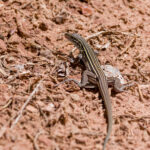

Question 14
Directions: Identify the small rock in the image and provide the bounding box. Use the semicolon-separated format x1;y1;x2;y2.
16;17;30;38
80;5;93;16
70;94;80;101
55;17;63;24
53;16;66;24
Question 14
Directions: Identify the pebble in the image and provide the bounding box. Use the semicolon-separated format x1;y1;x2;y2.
70;94;80;101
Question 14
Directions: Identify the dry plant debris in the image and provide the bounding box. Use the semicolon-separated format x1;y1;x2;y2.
0;0;150;150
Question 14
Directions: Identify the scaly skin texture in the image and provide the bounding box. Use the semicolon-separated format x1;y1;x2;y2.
65;33;112;150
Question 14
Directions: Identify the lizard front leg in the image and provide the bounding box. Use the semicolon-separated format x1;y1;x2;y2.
55;70;97;89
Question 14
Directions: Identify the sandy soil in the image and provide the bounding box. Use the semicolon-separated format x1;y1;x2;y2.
0;0;150;150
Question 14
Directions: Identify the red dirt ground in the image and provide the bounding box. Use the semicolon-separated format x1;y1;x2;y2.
0;0;150;150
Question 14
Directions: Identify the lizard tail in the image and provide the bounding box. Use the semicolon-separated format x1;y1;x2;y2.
102;114;112;150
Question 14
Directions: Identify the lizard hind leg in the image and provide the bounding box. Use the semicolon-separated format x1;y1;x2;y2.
107;77;133;93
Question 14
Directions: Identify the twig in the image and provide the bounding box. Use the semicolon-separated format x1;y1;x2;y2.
11;79;43;129
33;130;45;150
137;84;145;102
86;31;138;40
0;99;13;111
85;31;106;40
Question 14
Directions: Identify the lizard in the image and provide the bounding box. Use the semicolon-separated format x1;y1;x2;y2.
57;33;132;150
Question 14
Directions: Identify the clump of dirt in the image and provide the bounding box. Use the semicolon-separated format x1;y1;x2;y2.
0;0;150;150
